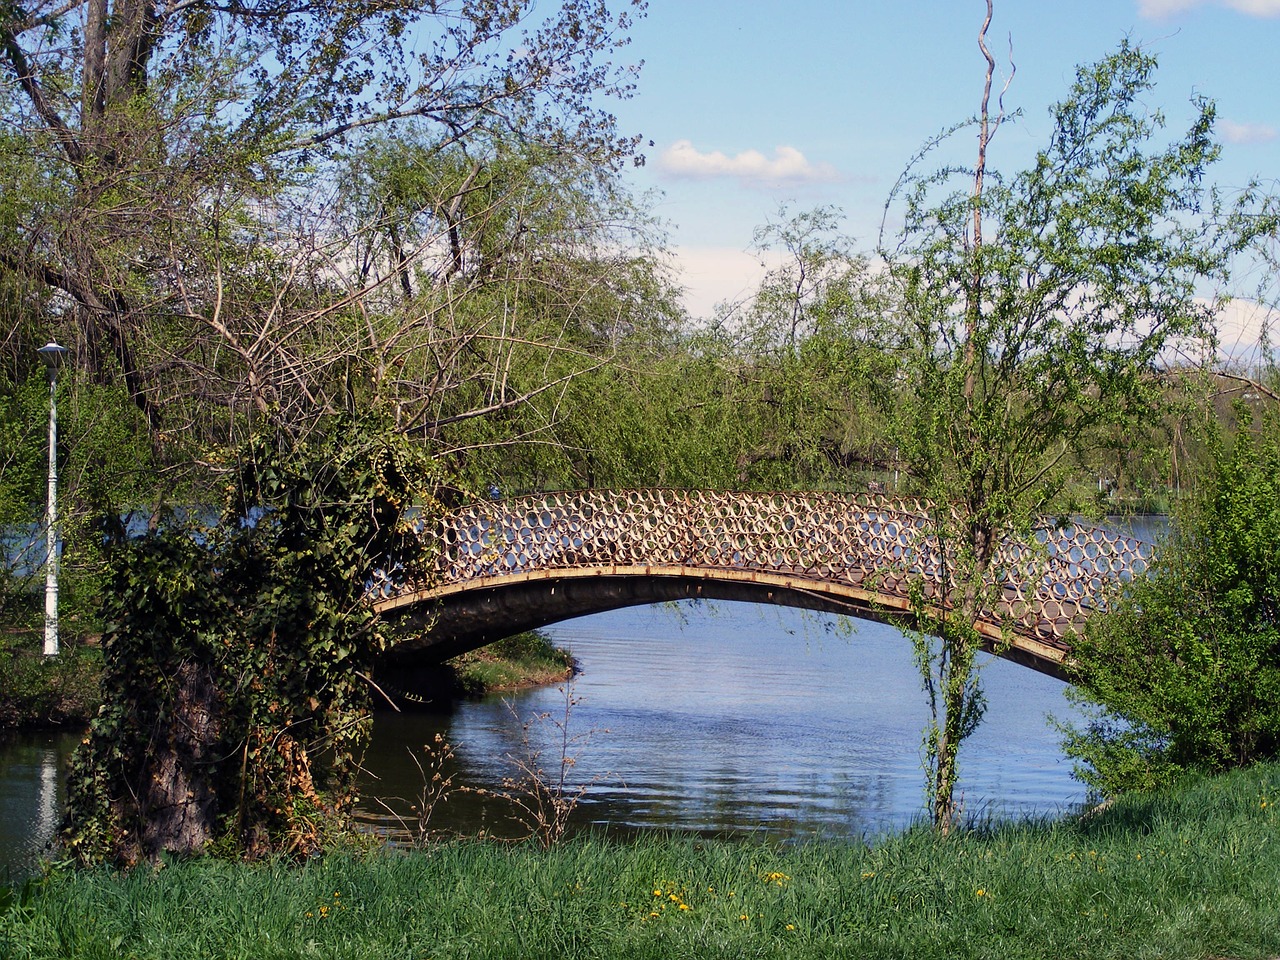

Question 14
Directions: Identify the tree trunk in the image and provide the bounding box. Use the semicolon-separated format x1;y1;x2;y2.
133;661;222;860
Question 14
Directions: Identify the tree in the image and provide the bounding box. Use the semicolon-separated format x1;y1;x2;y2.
880;6;1241;832
1062;407;1280;796
1;0;650;451
722;205;893;486
60;415;450;863
547;205;892;493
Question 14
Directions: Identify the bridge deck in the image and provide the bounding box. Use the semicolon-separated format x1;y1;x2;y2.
376;489;1153;674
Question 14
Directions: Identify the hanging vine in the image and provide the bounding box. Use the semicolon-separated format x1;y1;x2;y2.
60;415;451;865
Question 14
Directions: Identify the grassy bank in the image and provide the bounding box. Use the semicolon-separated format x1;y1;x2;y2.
0;634;101;732
449;630;576;696
5;762;1279;959
0;629;571;732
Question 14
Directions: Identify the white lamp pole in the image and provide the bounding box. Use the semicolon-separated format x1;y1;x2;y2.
38;341;68;657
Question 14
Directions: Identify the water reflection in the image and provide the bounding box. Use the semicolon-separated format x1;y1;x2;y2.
359;601;1086;840
0;601;1089;877
0;730;76;881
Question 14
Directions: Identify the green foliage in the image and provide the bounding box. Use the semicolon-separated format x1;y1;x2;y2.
1064;409;1280;796
488;205;892;493
0;378;44;531
60;415;451;865
3;0;655;472
0;638;101;730
0;370;156;631
886;40;1228;532
881;39;1240;830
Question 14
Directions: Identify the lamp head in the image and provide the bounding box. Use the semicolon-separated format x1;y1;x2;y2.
37;342;68;370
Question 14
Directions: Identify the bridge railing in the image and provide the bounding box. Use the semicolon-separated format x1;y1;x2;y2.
426;489;1153;643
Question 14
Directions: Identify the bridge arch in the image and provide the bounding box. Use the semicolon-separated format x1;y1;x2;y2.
374;489;1153;680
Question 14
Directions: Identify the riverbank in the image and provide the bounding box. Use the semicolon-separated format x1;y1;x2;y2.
0;630;573;732
447;630;577;696
4;762;1278;958
0;635;101;732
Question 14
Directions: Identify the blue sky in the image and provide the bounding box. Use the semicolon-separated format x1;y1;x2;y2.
607;0;1280;328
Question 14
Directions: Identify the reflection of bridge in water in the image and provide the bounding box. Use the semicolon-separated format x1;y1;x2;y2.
375;489;1154;679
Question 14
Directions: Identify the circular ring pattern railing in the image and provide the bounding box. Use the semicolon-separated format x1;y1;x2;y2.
403;490;1154;649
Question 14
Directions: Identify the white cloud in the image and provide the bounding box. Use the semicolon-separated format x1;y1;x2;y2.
1218;119;1279;145
1214;297;1277;362
671;246;790;320
1139;0;1280;17
1137;0;1194;14
658;140;839;187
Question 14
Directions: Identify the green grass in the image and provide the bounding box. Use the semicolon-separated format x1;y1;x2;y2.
450;630;575;696
5;763;1280;959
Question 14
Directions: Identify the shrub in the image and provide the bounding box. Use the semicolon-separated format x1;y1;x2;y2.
1063;408;1280;796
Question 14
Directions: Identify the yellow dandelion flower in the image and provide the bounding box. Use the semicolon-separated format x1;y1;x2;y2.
975;889;986;897
786;924;796;931
739;914;749;921
653;889;662;897
679;904;690;911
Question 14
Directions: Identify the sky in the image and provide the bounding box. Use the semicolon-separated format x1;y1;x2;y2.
604;0;1280;345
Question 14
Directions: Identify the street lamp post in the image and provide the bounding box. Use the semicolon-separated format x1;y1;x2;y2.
37;342;68;657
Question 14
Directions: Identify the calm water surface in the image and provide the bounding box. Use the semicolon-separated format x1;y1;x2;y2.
357;601;1086;841
0;729;74;881
1;600;1089;878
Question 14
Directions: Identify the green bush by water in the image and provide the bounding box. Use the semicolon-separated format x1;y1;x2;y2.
0;636;101;731
1066;411;1280;795
4;762;1279;959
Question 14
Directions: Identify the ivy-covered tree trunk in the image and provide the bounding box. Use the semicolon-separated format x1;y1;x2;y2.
61;415;448;865
137;662;222;857
60;531;229;864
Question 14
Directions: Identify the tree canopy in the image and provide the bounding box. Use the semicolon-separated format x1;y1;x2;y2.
1;0;654;449
878;29;1250;831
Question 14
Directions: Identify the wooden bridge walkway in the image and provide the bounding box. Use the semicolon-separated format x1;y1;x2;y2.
374;489;1153;677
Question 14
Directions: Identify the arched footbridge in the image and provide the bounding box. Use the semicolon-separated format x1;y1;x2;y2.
374;489;1153;679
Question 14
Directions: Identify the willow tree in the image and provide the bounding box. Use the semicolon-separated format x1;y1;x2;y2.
323;126;683;489
1;0;649;456
881;11;1240;832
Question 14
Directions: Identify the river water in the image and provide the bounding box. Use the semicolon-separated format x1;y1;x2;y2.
357;601;1085;842
0;729;69;882
2;600;1088;879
